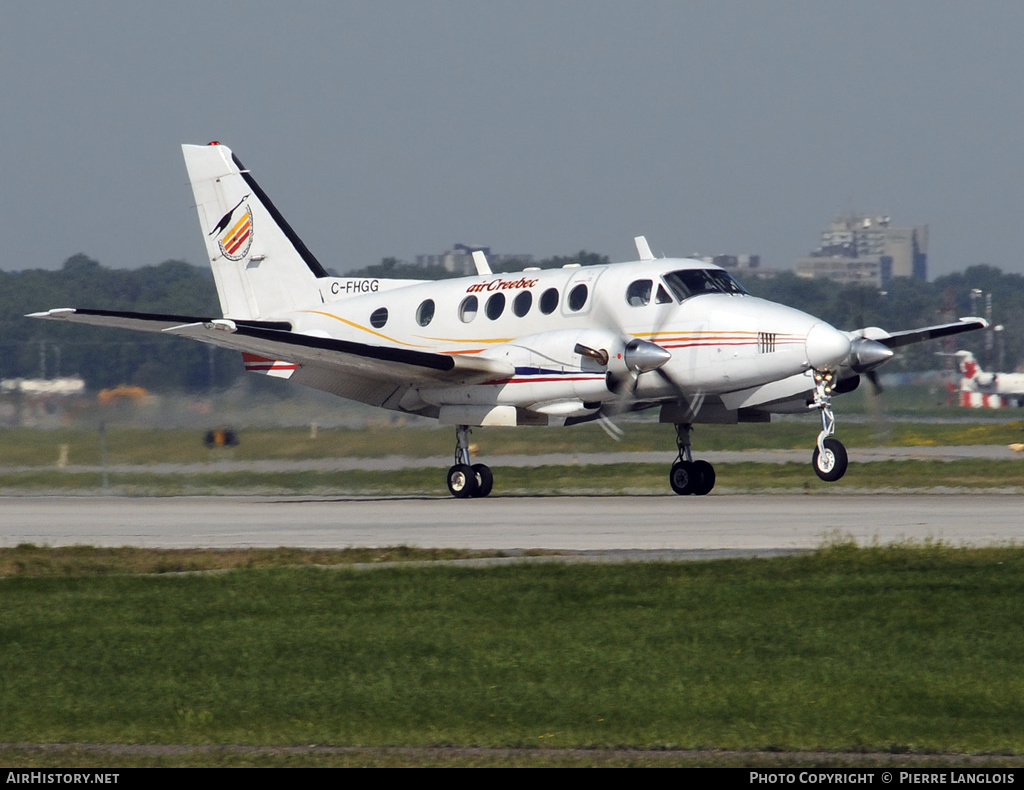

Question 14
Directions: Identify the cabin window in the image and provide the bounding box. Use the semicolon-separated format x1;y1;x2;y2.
459;295;478;323
567;283;589;312
485;292;506;320
626;279;652;307
656;284;673;304
369;307;388;328
539;287;559;315
513;291;532;317
416;299;435;327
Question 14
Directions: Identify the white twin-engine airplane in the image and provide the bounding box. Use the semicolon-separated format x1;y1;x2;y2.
31;143;986;497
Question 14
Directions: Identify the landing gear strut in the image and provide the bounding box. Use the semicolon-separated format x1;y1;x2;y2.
669;423;715;496
447;425;493;498
810;370;849;482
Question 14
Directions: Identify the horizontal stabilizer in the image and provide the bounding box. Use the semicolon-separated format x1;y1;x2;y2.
29;307;512;385
27;308;291;333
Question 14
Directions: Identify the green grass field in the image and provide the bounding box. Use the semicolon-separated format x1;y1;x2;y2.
0;459;1021;496
2;545;1024;767
4;419;1024;468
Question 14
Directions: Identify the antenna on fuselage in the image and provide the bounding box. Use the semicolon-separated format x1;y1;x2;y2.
634;236;655;261
472;250;492;276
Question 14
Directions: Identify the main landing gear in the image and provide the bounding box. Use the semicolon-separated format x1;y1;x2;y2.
669;423;716;496
446;425;493;498
810;370;849;482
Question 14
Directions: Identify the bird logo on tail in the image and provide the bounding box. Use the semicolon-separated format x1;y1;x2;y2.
210;194;253;261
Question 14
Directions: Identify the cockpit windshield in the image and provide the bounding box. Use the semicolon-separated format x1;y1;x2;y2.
661;269;748;302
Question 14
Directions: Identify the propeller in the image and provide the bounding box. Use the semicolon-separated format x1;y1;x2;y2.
568;282;697;440
575;336;672;394
848;296;894;437
847;335;893;395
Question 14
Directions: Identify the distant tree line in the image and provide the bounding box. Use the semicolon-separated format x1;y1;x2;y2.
2;254;1020;392
0;254;231;391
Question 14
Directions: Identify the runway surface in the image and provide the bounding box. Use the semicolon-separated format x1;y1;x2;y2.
0;494;1020;550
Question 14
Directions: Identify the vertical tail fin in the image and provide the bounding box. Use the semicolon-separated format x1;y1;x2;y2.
182;142;328;320
955;350;981;380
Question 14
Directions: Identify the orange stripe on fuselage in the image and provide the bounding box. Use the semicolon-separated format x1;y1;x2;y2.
299;310;431;348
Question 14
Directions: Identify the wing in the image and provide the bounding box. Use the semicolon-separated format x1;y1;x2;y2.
28;308;512;409
864;317;988;349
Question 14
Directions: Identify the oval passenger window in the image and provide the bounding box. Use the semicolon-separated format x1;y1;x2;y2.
539;288;559;315
568;284;588;312
459;295;478;323
416;299;435;327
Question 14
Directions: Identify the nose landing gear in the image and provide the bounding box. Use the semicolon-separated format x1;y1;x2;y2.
447;425;493;498
811;370;849;482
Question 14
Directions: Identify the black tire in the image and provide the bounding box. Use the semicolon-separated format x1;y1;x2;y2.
669;461;696;496
471;463;493;498
812;438;848;482
447;464;478;498
692;460;716;495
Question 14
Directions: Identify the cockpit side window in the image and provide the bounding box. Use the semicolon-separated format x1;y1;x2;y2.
626;279;652;307
706;270;748;295
662;269;748;302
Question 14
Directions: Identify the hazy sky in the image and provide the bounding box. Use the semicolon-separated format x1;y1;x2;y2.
2;1;1022;279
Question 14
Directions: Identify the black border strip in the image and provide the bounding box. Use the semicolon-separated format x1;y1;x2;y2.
231;153;331;280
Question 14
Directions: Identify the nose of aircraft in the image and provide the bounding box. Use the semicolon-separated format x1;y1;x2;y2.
804;322;852;370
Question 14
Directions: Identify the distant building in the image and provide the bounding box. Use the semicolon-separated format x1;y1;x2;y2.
692;253;784;280
795;215;928;286
416;244;534;276
694;254;761;271
0;376;86;426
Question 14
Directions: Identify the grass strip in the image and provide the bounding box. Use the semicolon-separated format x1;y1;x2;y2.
3;545;1024;754
4;420;1024;468
0;459;1021;495
0;545;533;578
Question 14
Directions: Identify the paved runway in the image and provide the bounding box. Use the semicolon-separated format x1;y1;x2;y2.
0;494;1020;550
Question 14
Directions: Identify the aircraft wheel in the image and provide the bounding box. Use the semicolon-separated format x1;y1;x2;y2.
692;460;716;496
471;463;493;498
447;464;478;498
812;438;848;482
669;461;696;496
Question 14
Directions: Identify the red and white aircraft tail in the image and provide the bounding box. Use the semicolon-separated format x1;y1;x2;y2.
954;350;1024;408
